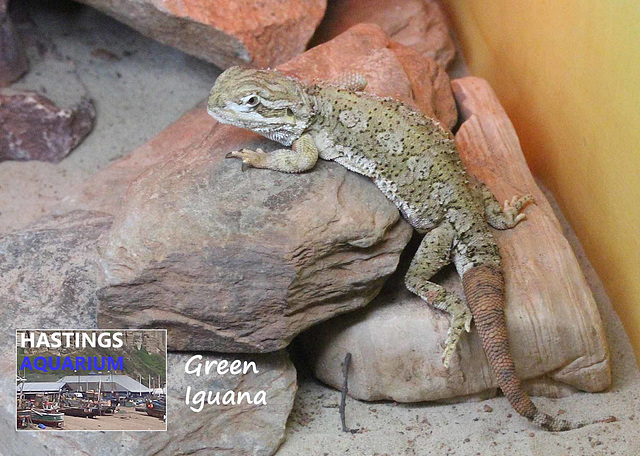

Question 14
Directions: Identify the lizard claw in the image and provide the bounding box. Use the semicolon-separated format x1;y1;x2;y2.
464;311;473;333
501;193;534;228
225;148;267;170
504;194;534;213
441;309;473;368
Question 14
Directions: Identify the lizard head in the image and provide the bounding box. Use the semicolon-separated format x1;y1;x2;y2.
207;66;314;146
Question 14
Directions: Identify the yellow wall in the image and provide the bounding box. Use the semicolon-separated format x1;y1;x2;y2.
442;1;640;362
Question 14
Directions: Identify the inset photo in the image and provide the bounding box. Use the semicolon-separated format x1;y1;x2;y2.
16;329;167;431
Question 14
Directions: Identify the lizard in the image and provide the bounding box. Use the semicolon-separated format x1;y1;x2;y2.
206;66;614;431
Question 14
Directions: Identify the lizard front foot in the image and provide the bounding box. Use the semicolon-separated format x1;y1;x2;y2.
442;307;473;368
225;148;267;171
502;194;534;227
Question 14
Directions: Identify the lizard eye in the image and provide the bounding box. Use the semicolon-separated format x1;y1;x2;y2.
244;95;260;108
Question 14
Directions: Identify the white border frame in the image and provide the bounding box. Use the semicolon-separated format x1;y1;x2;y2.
15;328;168;433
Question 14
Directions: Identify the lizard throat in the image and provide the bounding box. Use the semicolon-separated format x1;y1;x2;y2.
259;127;296;146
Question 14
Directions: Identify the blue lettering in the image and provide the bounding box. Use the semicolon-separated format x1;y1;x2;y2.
107;356;123;371
93;356;105;370
20;357;32;371
62;357;74;370
49;356;60;371
34;357;48;372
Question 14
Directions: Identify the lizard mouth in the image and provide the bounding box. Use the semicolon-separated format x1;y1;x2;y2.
206;105;221;118
206;106;233;125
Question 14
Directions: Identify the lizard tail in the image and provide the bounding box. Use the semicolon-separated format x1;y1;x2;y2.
462;264;615;431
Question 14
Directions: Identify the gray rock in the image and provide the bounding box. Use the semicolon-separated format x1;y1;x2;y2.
140;351;296;456
300;251;496;403
0;210;112;328
302;252;610;403
0;210;297;456
97;125;413;353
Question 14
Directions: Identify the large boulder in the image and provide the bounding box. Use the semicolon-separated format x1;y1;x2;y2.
301;77;611;402
95;24;459;352
311;0;456;69
76;0;327;69
97;134;412;353
0;210;296;456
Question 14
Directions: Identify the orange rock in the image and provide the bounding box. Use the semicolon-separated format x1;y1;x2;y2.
77;0;327;68
390;41;457;130
281;24;457;130
311;0;455;69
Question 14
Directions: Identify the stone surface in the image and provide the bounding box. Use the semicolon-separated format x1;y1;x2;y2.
76;0;326;69
301;76;611;403
94;24;459;353
389;40;457;130
0;210;297;456
140;351;296;456
0;210;112;328
97;129;412;353
311;0;456;69
0;90;95;162
0;0;28;86
62;102;215;216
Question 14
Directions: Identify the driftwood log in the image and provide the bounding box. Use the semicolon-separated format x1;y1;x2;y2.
302;77;611;402
453;77;611;393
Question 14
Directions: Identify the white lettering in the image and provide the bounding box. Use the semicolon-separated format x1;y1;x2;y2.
185;355;203;377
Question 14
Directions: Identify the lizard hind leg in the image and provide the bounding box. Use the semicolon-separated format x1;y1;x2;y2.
404;223;472;368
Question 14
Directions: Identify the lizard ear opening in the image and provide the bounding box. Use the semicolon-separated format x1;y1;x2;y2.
285;108;297;124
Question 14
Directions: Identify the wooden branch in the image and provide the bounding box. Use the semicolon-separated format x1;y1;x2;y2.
340;352;352;433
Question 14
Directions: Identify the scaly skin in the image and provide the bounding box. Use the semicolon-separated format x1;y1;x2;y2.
207;66;614;431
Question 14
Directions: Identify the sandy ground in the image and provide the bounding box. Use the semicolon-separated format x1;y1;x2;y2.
0;0;219;234
62;409;165;431
22;409;166;431
2;2;639;456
